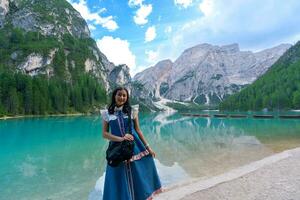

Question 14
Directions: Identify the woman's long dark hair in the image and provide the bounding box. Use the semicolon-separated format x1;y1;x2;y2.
108;87;131;115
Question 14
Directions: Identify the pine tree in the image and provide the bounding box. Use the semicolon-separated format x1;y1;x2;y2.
293;91;300;108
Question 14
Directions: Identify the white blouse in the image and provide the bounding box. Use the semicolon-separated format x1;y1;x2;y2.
100;105;139;122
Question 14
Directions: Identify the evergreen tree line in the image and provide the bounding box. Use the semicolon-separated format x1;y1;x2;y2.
219;41;300;111
0;26;108;117
0;72;106;117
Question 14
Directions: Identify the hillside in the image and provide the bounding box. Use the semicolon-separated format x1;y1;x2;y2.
219;41;300;111
0;0;111;116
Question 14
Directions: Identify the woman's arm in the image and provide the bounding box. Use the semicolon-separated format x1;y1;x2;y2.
133;116;156;157
102;120;133;142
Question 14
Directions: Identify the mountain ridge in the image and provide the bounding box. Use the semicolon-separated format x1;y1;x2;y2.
134;42;291;108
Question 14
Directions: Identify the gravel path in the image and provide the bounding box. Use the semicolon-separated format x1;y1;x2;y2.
156;147;300;200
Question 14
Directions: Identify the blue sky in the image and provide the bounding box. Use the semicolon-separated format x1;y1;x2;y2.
67;0;300;76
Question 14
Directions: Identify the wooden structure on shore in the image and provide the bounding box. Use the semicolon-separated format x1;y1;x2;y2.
279;115;300;119
213;114;228;118
180;113;300;119
253;115;274;118
229;114;248;118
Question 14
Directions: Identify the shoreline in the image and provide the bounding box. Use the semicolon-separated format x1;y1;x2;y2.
0;113;89;120
156;147;300;200
2;109;300;121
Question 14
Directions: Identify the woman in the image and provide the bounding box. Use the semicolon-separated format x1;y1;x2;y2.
100;87;162;200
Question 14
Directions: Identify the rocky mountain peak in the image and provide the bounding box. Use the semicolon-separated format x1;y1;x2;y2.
134;42;292;107
2;0;90;38
133;59;173;99
155;59;173;68
134;59;173;81
109;64;131;86
220;43;240;53
255;43;292;57
177;43;240;64
179;43;213;61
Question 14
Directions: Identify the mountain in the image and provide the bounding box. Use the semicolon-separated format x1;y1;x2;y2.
134;43;291;107
0;0;112;86
219;41;300;111
134;59;173;100
109;64;131;87
0;0;127;116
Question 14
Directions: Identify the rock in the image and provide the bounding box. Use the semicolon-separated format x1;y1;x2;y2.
109;64;131;86
6;0;90;39
10;51;19;60
134;59;173;99
0;0;9;28
17;53;45;74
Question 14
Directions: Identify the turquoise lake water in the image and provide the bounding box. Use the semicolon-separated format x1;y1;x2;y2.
1;112;300;200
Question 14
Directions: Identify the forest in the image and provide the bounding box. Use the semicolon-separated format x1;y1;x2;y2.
220;41;300;111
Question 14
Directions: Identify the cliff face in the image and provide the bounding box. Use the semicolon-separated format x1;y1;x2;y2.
2;0;90;38
0;0;10;28
134;43;291;106
109;64;131;87
0;0;115;90
134;60;173;99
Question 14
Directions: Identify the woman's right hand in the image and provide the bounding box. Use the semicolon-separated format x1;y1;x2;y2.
123;134;134;141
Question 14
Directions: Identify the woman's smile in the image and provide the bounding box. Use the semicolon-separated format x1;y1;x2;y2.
115;89;128;106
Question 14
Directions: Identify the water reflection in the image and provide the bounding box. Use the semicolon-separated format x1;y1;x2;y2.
138;112;300;177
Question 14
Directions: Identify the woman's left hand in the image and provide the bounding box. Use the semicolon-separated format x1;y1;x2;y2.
123;133;134;141
147;147;156;158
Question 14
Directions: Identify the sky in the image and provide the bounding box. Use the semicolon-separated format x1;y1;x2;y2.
67;0;300;77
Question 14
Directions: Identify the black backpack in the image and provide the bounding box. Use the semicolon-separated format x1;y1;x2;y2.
106;108;134;167
106;140;134;167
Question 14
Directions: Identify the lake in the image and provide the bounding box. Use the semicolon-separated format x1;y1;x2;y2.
1;111;300;200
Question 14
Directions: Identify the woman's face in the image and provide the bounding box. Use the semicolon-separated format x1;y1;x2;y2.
115;89;128;107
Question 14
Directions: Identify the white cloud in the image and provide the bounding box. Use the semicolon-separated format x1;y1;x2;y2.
128;0;144;7
68;0;118;31
133;4;152;25
96;36;136;68
88;24;96;30
199;0;300;38
145;26;156;42
174;0;193;8
98;16;118;31
168;0;300;53
198;0;214;16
